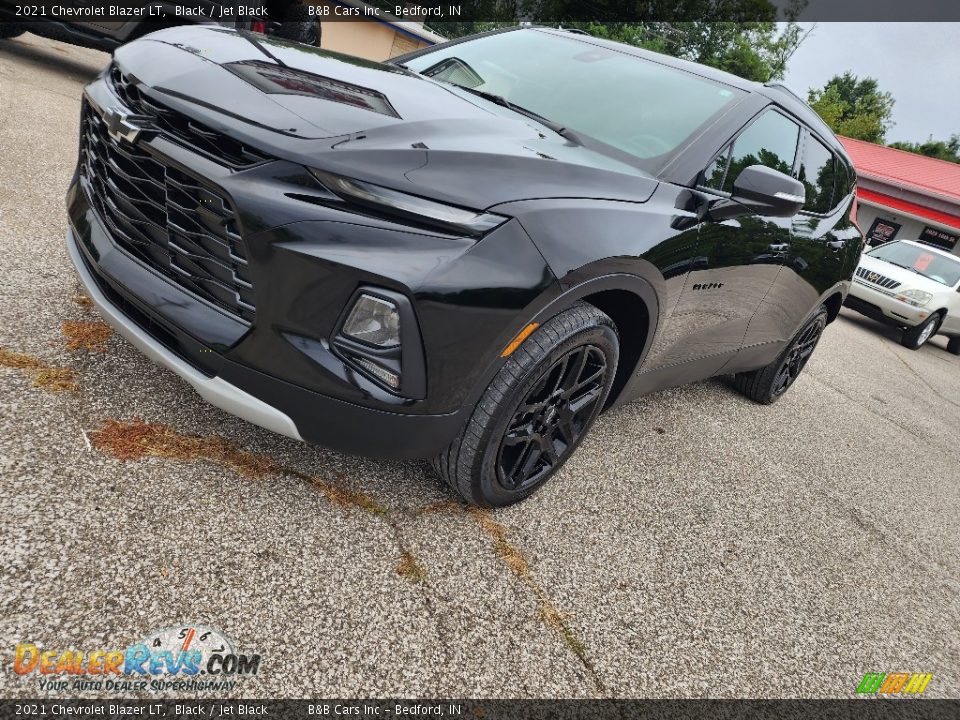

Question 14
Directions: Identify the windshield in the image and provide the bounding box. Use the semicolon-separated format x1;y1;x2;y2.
402;29;744;164
868;241;960;286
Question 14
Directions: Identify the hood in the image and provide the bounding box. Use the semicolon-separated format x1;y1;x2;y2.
111;26;659;209
858;253;953;294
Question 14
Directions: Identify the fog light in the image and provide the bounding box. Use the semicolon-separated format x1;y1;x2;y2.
343;294;400;347
354;357;400;389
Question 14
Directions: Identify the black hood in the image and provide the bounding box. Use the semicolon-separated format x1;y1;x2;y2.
113;26;659;209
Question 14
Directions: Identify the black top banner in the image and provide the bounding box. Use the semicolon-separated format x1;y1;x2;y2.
2;0;960;24
1;700;960;719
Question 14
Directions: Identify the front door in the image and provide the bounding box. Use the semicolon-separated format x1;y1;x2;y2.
666;108;802;364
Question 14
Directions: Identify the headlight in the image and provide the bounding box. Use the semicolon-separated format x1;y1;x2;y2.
342;294;401;347
310;168;508;236
895;288;933;308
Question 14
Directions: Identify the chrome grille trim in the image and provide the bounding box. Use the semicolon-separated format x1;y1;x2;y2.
855;265;901;290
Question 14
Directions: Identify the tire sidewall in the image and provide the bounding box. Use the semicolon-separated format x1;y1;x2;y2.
766;307;828;403
906;313;940;349
473;320;619;507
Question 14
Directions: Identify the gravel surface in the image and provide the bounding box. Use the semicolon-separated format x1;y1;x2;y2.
1;32;958;699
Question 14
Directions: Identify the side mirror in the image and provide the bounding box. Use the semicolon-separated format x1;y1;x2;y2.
709;165;806;221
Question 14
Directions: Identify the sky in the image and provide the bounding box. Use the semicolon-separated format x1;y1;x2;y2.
779;23;960;144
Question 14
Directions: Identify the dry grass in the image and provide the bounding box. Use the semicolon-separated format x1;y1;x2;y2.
73;294;94;309
33;368;79;392
0;347;78;392
312;477;389;516
88;418;276;478
395;550;428;583
88;418;389;516
0;348;44;370
467;507;529;577
62;320;112;352
464;506;596;682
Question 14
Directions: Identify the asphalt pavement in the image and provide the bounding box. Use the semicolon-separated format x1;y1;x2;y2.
1;32;958;699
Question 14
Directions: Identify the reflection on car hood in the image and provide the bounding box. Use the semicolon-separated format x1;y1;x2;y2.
113;26;660;208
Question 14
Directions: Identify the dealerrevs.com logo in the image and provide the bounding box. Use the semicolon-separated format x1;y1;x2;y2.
13;625;261;693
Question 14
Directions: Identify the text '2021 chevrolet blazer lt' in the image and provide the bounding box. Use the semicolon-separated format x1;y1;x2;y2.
66;26;863;506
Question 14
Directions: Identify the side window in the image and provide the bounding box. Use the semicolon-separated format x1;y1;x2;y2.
721;110;800;194
702;146;730;190
798;135;836;213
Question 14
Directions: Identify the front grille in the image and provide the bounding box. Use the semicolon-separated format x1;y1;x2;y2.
108;64;268;168
855;266;901;290
80;101;257;323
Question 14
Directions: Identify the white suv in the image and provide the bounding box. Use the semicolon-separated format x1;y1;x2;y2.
845;239;960;353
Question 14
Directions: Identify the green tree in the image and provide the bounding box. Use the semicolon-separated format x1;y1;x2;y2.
889;135;960;164
807;72;895;143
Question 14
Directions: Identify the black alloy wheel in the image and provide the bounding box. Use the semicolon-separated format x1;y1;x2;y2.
497;344;608;491
771;313;826;397
733;305;828;404
434;303;619;507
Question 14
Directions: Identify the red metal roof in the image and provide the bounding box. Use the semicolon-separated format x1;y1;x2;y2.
839;135;960;204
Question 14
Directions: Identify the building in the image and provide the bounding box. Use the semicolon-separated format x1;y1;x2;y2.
313;0;445;61
839;135;960;255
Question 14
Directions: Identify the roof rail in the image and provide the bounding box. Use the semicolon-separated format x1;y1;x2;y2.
765;82;807;104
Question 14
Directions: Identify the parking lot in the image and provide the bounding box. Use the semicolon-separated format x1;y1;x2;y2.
1;32;959;698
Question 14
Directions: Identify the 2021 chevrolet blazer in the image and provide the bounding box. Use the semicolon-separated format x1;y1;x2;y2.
66;25;863;506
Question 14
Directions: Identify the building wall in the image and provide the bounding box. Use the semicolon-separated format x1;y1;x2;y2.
857;202;960;256
314;2;433;61
858;203;928;243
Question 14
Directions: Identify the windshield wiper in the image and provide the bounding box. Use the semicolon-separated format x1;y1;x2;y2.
237;29;289;69
455;85;583;145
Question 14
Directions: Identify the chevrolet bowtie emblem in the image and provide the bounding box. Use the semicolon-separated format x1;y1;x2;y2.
103;106;141;144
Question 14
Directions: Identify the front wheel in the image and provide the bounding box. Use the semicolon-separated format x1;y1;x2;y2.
947;336;960;356
433;303;619;507
733;305;828;404
901;313;941;350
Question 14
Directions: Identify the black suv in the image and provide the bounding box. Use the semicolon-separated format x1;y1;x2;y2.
66;26;863;506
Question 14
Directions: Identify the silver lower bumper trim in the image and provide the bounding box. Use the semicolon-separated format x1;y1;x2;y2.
66;228;303;441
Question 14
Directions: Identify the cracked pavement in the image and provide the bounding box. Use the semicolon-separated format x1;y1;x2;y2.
1;32;959;699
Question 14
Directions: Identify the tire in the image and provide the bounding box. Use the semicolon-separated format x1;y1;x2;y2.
433;303;619;508
901;313;941;350
0;23;26;39
733;305;828;404
271;5;320;46
947;336;960;356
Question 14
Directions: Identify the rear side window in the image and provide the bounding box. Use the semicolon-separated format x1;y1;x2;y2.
798;135;836;213
721;110;800;194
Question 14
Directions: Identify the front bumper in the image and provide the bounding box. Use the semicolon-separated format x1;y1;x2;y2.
67;227;300;440
67;225;471;459
845;277;930;328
